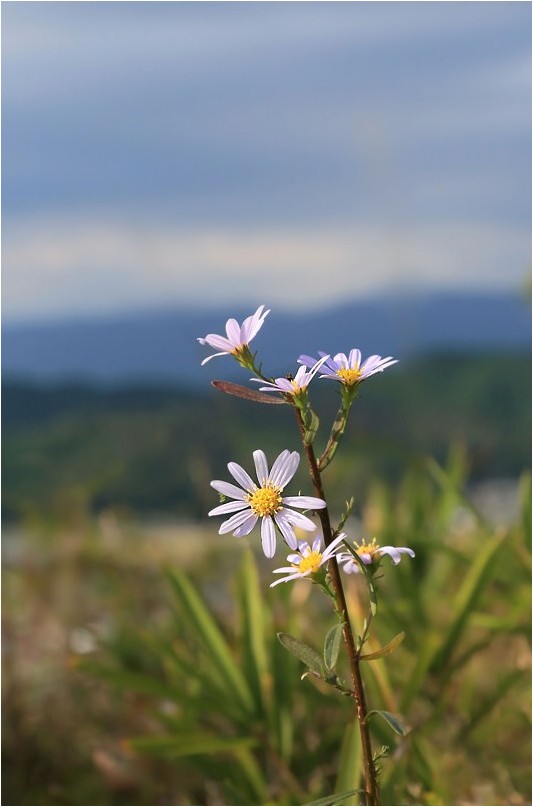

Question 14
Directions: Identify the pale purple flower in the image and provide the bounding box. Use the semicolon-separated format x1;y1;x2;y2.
338;538;415;574
198;304;270;365
298;349;398;386
251;356;330;397
270;534;346;587
208;449;326;558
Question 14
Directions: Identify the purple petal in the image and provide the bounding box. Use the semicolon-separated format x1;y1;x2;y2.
271;451;300;488
348;348;361;368
219;508;254;534
201;351;230;366
261;516;276;558
274;511;298;549
227;462;257;492
253;450;269;484
233;513;258;537
210;480;247;500
208;500;250;516
201;334;234;352
281;508;317;532
225;318;241;344
282;495;326;510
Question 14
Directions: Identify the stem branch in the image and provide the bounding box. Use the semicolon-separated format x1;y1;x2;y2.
293;409;379;806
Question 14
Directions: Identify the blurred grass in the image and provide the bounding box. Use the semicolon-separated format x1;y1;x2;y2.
2;454;530;806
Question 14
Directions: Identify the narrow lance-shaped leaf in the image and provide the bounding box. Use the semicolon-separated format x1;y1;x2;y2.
212;380;286;404
360;631;406;661
129;734;257;757
318;402;349;470
277;632;326;677
323;623;344;671
166;570;254;714
303;406;320;446
366;709;410;737
306;789;366;806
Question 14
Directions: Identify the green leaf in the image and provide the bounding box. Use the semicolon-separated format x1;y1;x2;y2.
166;570;254;715
303;406;320;445
334;719;361;805
307;788;366;805
323;623;343;671
429;529;507;673
277;632;325;676
129;734;257;757
367;709;410;736
211;380;286;404
237;549;269;716
519;471;531;551
360;631;405;661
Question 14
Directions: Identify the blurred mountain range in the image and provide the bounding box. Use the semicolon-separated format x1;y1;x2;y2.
3;291;531;385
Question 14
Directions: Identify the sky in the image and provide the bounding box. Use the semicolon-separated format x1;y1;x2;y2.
2;1;531;322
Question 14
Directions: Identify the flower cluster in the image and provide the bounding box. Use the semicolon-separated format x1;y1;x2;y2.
209;449;326;558
338;538;415;574
201;305;413;584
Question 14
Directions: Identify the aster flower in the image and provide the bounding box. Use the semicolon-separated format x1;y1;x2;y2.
251;356;330;398
338;538;415;574
270;534;347;587
198;304;270;366
298;349;398;386
208;449;326;558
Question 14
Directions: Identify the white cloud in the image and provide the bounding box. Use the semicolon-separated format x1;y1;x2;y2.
3;215;529;320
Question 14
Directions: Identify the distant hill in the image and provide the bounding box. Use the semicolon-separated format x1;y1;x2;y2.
2;351;531;521
2;291;531;385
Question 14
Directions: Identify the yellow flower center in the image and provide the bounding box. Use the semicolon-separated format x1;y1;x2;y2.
247;485;283;517
336;367;362;385
290;380;304;395
355;538;380;558
295;550;323;574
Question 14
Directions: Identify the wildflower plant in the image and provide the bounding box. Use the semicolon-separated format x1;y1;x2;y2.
199;304;414;806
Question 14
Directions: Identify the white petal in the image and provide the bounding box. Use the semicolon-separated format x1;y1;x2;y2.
219;508;254;534
210;480;247;500
201;334;234;351
282;495;326;510
201;351;230;366
271;451;300;488
225;318;241;344
227;461;257;492
282;508;317;532
274;511;298;549
208;500;250;516
261;516;277;558
233;514;258;537
268;450;290;485
348;348;361;368
270;572;303;587
253;450;269;484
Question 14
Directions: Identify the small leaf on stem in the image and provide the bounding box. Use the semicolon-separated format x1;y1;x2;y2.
366;709;410;736
277;632;326;677
360;631;406;661
323;623;344;671
212;380;286;404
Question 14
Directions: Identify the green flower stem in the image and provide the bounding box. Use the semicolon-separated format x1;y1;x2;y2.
294;408;379;807
318;386;357;471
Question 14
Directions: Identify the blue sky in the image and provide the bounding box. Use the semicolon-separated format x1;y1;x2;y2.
3;2;531;321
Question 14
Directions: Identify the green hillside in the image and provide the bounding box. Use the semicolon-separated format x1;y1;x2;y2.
3;351;531;522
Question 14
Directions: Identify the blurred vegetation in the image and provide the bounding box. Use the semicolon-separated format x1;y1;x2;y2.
2;453;531;805
2;349;531;805
3;351;531;522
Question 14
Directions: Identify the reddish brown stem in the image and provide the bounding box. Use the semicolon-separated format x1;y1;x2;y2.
294;409;379;806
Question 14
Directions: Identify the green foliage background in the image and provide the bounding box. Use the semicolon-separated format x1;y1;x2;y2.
2;350;531;805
